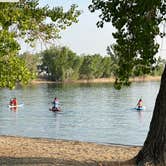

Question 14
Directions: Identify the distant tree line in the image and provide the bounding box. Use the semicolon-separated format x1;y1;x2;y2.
20;46;166;82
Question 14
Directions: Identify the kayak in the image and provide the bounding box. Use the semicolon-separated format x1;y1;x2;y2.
134;106;146;111
49;107;61;112
8;103;24;108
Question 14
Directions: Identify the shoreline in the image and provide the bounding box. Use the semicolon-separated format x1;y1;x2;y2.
31;76;161;84
0;135;141;165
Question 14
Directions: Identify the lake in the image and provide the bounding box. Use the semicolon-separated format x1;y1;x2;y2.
0;81;160;146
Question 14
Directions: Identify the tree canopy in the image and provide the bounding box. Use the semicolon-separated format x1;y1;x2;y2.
89;0;166;88
40;46;83;81
0;0;81;89
32;46;164;82
40;47;116;81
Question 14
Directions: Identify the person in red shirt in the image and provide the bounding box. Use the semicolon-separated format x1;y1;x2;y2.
10;98;17;106
12;98;17;106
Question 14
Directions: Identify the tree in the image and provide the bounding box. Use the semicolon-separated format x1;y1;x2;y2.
89;0;166;165
40;46;82;81
0;0;80;89
101;56;112;77
79;54;103;79
106;44;121;78
151;57;165;76
20;52;40;76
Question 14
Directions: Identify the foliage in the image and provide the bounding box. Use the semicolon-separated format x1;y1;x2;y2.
0;56;33;89
38;45;163;82
101;56;112;77
40;48;114;81
89;0;166;88
20;52;41;76
106;44;120;77
150;57;166;76
79;54;104;79
0;0;81;89
40;46;83;81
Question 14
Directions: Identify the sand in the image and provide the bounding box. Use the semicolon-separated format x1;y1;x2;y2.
0;135;141;166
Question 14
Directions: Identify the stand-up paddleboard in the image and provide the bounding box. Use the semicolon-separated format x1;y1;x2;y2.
49;107;61;112
8;103;24;108
134;106;146;111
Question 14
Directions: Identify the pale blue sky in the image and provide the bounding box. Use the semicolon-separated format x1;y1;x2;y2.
22;0;115;56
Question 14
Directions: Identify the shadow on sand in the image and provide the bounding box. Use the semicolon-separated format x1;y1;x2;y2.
0;157;136;166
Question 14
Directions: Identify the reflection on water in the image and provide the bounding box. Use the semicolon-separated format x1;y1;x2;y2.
0;81;160;145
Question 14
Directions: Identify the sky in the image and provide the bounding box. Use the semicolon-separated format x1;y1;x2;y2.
21;0;115;56
21;0;166;58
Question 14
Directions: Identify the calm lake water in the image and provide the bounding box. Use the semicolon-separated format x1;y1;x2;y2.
0;81;160;146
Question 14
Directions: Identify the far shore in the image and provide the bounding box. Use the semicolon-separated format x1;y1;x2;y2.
0;135;141;166
31;76;161;84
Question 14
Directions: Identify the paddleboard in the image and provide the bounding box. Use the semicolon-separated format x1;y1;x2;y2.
49;107;61;112
134;106;146;111
8;103;24;108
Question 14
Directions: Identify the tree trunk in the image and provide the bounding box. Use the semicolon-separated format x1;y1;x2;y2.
136;65;166;166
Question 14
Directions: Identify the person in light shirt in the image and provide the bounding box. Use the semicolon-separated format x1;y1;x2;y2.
51;97;61;111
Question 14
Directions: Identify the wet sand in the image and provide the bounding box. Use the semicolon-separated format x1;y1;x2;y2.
0;135;141;165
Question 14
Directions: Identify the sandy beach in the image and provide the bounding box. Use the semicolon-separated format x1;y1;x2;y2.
0;135;141;166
